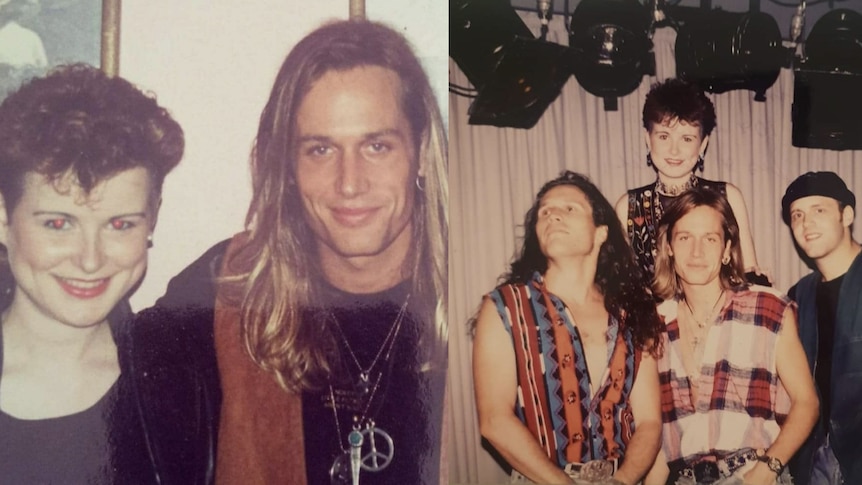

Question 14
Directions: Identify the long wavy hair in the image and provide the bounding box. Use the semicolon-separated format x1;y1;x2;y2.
223;20;448;393
653;187;747;300
501;171;662;356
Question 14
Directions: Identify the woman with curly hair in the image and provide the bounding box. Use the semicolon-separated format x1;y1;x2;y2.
0;64;184;482
472;171;664;485
613;79;764;285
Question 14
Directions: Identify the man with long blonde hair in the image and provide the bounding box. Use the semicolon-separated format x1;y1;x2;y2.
132;19;447;485
646;187;817;485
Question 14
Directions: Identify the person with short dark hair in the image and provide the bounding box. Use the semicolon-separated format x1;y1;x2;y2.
0;63;184;483
472;171;663;484
132;19;448;485
646;187;818;485
783;171;862;485
614;79;763;286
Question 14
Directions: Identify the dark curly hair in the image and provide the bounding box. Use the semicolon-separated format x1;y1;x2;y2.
642;78;716;138
0;63;184;215
503;171;663;355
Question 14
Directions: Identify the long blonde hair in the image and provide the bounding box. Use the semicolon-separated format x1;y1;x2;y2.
653;188;747;300
223;20;447;393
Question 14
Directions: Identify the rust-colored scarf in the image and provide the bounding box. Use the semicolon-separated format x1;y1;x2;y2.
211;234;448;484
213;235;307;485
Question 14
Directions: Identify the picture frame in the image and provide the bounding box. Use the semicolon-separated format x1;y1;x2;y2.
0;0;118;101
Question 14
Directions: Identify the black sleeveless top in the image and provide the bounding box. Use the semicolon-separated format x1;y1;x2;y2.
625;177;728;281
0;267;157;485
0;328;119;484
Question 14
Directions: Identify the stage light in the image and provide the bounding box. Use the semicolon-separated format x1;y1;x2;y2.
450;0;575;128
466;37;575;129
569;0;654;111
675;9;785;101
792;9;862;150
450;0;534;91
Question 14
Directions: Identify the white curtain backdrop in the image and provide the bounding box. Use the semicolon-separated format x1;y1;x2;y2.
448;12;862;485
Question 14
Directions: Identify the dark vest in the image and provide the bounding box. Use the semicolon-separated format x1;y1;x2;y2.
791;251;862;484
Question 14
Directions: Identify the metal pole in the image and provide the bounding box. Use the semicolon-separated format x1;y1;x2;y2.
101;0;121;76
349;0;365;20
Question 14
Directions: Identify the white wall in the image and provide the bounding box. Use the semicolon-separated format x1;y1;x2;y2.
121;1;448;310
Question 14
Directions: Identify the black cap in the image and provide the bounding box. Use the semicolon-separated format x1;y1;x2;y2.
782;171;855;224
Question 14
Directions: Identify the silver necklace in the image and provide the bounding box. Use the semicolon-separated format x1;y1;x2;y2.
327;296;408;485
330;294;410;394
328;383;394;485
683;289;725;350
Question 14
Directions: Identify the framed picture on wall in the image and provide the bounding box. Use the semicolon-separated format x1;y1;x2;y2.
0;0;118;100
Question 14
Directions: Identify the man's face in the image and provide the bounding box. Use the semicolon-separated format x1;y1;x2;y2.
535;185;607;262
645;118;708;181
789;196;853;261
295;65;418;270
669;204;731;289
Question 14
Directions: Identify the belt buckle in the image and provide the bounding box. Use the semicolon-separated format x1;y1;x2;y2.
578;459;614;482
693;461;720;483
723;449;756;474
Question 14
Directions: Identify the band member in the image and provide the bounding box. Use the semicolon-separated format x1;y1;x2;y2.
614;79;763;285
647;187;818;485
783;172;862;485
473;171;663;484
131;19;447;485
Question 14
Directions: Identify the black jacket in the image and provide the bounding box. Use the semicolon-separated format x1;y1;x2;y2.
123;240;228;484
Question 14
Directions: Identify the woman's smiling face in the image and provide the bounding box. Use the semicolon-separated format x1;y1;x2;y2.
0;167;154;329
646;117;709;182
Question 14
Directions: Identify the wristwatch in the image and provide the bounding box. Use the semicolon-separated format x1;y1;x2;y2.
757;453;784;474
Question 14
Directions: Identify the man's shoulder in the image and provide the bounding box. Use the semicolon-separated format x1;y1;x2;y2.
154;237;234;311
788;271;821;301
489;279;536;299
733;285;792;308
128;237;235;361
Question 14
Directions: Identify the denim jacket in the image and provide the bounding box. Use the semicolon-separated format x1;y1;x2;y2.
790;252;862;484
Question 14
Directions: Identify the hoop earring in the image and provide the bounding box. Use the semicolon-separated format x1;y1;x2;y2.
415;176;425;192
696;154;705;172
646;153;654;168
147;234;154;249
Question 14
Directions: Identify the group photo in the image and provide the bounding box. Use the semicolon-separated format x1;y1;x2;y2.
449;1;862;484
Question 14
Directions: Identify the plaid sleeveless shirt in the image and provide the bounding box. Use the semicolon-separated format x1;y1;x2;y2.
656;287;793;467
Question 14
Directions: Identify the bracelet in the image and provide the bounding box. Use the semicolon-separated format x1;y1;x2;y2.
756;452;784;475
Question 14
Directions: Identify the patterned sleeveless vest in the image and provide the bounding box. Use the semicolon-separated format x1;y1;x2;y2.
488;273;642;467
625;177;727;280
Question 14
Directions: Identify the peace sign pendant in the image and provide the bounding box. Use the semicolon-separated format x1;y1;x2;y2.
329;423;395;485
359;424;394;472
